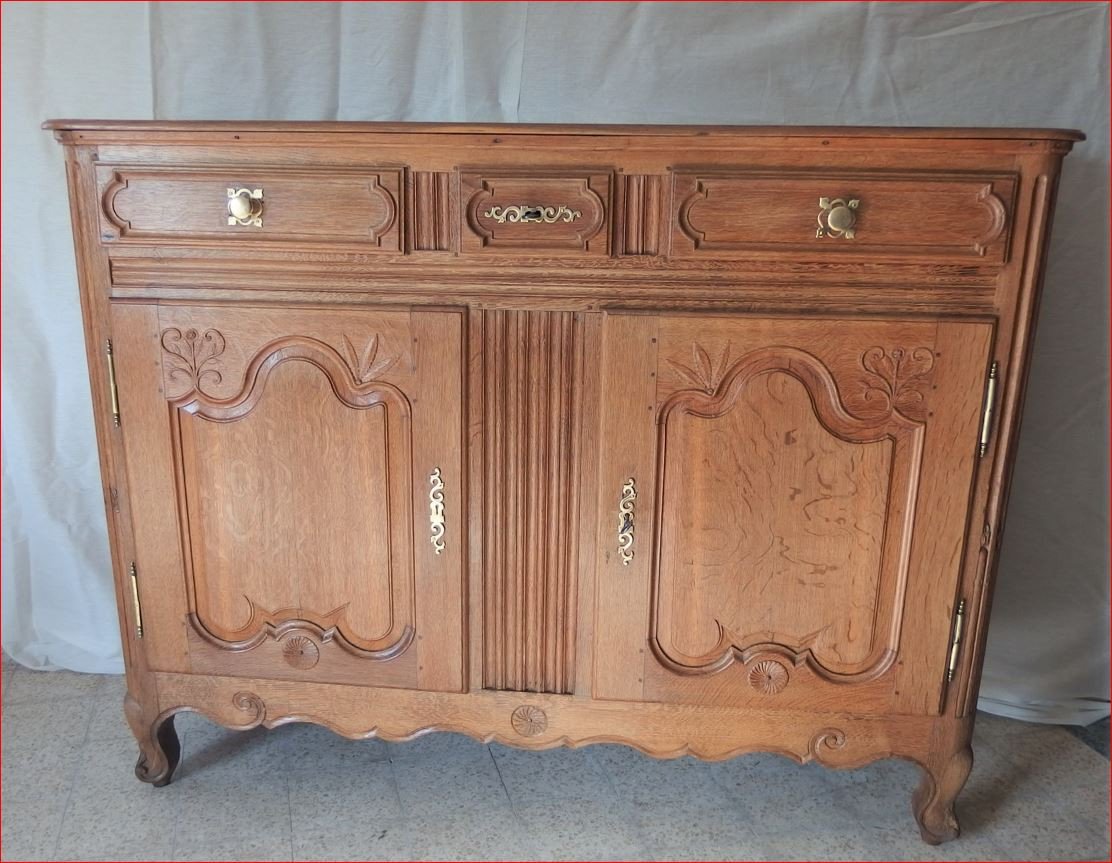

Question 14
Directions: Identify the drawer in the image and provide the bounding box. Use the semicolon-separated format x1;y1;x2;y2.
670;169;1016;264
461;169;610;255
96;164;403;251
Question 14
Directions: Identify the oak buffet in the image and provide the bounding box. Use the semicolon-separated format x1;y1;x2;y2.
47;120;1081;843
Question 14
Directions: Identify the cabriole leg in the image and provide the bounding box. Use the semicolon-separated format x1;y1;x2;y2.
912;744;973;844
124;693;181;787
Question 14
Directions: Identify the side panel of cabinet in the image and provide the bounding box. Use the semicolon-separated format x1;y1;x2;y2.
594;313;992;715
110;303;464;692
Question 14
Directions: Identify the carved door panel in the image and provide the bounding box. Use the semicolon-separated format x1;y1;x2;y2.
594;313;992;715
110;304;464;692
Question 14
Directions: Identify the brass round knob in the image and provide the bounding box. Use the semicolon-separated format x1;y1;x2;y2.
826;203;856;234
816;197;859;239
227;188;263;226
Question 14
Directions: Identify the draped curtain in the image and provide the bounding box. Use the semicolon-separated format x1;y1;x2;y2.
3;1;1107;723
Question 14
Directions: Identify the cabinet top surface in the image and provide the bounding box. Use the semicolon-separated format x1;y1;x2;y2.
43;118;1085;143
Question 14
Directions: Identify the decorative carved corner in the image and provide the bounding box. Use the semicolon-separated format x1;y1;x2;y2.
341;333;396;383
849;346;936;421
364;174;400;248
161;327;227;398
676;181;709;248
666;342;732;394
510;705;548;737
972;185;1008;256
99;171;130;241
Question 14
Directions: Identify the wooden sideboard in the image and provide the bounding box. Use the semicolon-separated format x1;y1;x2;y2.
48;120;1080;843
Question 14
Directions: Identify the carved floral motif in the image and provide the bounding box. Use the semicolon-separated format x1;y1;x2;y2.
342;334;395;384
857;346;935;418
161;328;226;395
510;705;548;737
667;342;733;394
747;659;790;695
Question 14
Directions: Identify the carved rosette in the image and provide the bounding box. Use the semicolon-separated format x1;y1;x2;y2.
747;659;790;695
510;705;548;737
281;634;320;670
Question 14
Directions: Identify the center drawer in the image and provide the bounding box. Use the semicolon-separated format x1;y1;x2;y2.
95;164;404;251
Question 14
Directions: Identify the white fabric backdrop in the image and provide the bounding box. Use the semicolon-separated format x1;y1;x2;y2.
2;1;1107;724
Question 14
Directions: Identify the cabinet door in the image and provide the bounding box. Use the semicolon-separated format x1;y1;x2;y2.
111;304;464;692
594;314;992;715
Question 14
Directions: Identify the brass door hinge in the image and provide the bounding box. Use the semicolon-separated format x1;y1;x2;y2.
106;339;121;427
128;562;144;639
945;599;966;683
977;362;999;457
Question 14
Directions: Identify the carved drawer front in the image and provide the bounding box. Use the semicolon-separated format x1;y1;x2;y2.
461;170;611;255
96;164;403;250
671;170;1016;263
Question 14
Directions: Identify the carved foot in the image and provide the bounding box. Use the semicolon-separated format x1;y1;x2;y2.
125;694;181;787
912;744;973;845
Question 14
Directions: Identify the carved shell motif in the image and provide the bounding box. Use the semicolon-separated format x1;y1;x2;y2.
510;705;548;737
281;634;320;670
747;659;789;695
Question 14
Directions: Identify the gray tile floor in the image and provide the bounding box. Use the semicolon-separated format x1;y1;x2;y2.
2;658;1108;862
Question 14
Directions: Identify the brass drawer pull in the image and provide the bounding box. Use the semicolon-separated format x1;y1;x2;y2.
429;467;446;554
816;197;859;239
617;478;637;566
483;205;582;224
227;187;264;227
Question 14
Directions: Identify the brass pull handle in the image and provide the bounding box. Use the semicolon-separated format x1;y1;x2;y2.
617;478;637;566
482;205;582;224
227;187;263;227
816;197;859;239
429;467;446;555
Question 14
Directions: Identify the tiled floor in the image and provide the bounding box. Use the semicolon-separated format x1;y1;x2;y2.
2;658;1109;862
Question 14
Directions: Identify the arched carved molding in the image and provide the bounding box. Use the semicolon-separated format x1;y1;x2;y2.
169;334;416;659
677;181;710;247
658;345;922;440
100;171;130;239
187;605;415;662
972;185;1008;255
361;175;400;246
168;334;410;420
651;345;923;681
